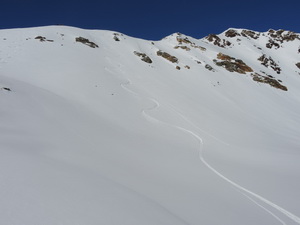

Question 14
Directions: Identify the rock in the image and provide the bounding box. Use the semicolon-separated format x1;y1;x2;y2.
157;50;178;63
176;36;192;44
265;29;300;49
258;54;281;74
251;73;287;91
205;34;231;48
176;66;181;70
296;62;300;69
241;30;260;39
134;51;153;64
266;39;280;49
214;53;253;74
113;36;120;41
175;34;206;51
216;53;232;61
35;36;46;42
191;44;206;51
225;29;240;38
75;37;99;48
113;33;121;41
205;64;214;71
35;36;53;42
268;29;300;42
174;46;191;51
1;87;11;91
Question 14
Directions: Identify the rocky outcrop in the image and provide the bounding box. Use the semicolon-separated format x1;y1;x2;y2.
251;73;287;91
175;35;206;51
225;29;240;38
35;36;54;42
1;87;11;91
265;29;300;49
258;54;281;74
174;46;191;51
268;29;300;42
266;39;280;49
134;51;152;63
176;36;192;44
205;34;231;48
214;53;253;74
241;30;260;39
205;64;215;71
113;33;122;41
157;50;178;63
35;36;46;41
75;37;99;48
225;29;299;50
296;62;300;69
191;44;206;51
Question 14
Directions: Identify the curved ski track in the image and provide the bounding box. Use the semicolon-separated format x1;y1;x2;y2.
120;79;300;225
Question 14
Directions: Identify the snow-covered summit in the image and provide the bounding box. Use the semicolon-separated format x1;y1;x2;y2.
0;26;300;225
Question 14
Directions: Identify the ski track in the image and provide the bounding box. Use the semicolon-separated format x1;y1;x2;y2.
166;104;230;147
120;79;300;225
240;191;287;225
100;69;191;225
19;74;191;225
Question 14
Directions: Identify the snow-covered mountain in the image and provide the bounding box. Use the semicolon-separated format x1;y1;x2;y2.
1;26;300;225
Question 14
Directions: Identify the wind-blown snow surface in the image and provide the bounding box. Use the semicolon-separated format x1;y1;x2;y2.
0;26;300;225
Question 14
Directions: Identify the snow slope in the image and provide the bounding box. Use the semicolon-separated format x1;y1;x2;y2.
0;26;300;225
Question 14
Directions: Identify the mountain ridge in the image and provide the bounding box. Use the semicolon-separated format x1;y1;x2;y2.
0;26;300;225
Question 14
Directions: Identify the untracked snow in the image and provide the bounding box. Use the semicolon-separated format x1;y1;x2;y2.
0;26;300;225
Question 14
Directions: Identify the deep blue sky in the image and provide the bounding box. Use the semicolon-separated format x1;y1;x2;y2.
1;0;299;40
